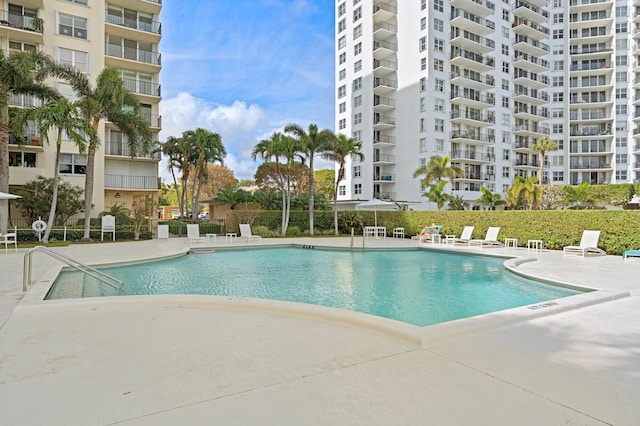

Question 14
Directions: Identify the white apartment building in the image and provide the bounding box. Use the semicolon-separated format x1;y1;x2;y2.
335;0;638;209
4;0;162;219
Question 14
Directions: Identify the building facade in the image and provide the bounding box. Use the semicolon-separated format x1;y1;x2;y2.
4;0;162;219
335;0;638;209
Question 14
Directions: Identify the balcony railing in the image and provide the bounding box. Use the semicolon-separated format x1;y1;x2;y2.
373;39;397;51
514;0;549;19
514;35;550;53
122;77;161;97
373;153;396;163
514;86;549;102
9;131;40;146
373;2;397;15
514;53;549;69
105;174;159;189
105;140;161;159
450;9;495;31
450;69;495;86
450;47;495;68
373;135;396;145
105;42;161;65
140;113;162;127
0;11;43;33
373;174;395;182
106;13;161;35
513;123;550;134
451;131;495;143
451;91;495;105
9;93;41;108
373;96;396;108
451;151;495;161
373;191;395;201
513;18;550;36
451;110;495;124
374;115;395;126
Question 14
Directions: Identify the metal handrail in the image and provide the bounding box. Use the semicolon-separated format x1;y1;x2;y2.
23;246;124;294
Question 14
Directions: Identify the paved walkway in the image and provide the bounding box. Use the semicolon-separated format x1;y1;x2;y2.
1;237;639;425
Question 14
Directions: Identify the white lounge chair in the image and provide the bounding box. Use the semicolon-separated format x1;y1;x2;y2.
239;224;262;243
411;225;441;243
449;226;475;245
187;224;206;245
1;232;17;253
469;227;503;248
563;230;605;256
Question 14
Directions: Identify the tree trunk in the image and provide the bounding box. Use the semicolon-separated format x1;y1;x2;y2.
308;154;314;236
538;151;545;186
0;107;10;234
43;137;63;244
81;142;97;241
333;190;338;236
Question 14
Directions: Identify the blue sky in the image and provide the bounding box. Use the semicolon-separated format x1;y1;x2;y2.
158;0;336;181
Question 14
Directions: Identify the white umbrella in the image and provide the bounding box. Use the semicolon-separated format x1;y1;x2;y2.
0;192;21;200
356;198;395;227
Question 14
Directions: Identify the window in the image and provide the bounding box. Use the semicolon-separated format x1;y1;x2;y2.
59;153;86;175
616;56;628;66
501;44;509;55
502;132;511;144
555;139;563;149
616;137;627;148
435;139;444;152
353;166;361;177
552;171;564;182
353;6;361;21
9;151;36;168
502;9;509;21
338;185;346;196
353;77;361;91
420;77;426;92
354;59;361;73
502;62;509;73
338;85;346;98
616;6;628;17
59;13;87;39
419;57;426;71
553;61;563;71
421;17;427;31
616;120;628;132
553;0;562;7
338;2;346;17
553;13;563;24
338;118;346;130
434;38;444;52
421;0;427;10
434;98;444;112
502;167;510;178
502;79;509;90
552;108;564;118
338;36;346;49
354;42;362;55
433;58;443;72
354;184;362;195
57;48;88;73
503;149;510;160
353;95;362;107
434;0;443;12
502;26;509;38
420;118;426;132
552;76;563;87
419;138;427;152
552;29;563;39
553;45;563;55
616;105;627;115
57;82;78;102
502;96;509;108
420;97;426;112
435;118;444;132
353;24;362;39
616;88;627;99
616;154;628;164
339;69;346;81
419;37;426;52
338;19;346;33
435;79;444;92
434;18;443;32
615;170;627;181
501;114;510;126
62;0;88;4
552;124;563;134
553;92;563;102
552;156;564;166
353;112;362;125
352;130;361;141
339;52;346;64
616;39;627;50
615;23;628;34
616;72;627;83
339;102;346;113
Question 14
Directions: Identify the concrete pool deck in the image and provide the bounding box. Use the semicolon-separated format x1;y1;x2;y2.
1;237;639;425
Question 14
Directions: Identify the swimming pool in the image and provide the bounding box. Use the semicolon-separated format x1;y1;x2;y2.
48;248;581;326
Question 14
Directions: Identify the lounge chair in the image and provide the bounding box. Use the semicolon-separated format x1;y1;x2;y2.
469;227;503;248
0;232;17;253
239;224;262;243
563;230;605;256
448;226;475;245
411;225;441;243
187;224;206;245
623;250;640;261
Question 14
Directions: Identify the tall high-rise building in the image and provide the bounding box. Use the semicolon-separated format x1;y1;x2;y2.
5;0;162;217
335;0;636;209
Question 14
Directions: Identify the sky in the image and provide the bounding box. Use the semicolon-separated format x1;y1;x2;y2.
158;0;336;182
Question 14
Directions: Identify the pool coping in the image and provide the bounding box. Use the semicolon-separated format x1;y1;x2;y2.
16;242;631;348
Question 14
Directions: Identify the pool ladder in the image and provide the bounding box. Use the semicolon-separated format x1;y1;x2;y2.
23;246;124;294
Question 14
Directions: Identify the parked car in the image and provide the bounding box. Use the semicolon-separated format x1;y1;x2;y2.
198;212;209;220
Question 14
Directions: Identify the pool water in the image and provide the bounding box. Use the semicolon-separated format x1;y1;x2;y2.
48;248;581;326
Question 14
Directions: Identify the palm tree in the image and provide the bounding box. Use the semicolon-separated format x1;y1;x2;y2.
0;50;60;233
506;176;542;209
284;123;334;235
11;97;92;243
322;134;364;235
530;136;558;186
161;134;193;219
476;187;506;210
413;155;464;190
424;180;453;210
183;128;225;218
53;66;152;240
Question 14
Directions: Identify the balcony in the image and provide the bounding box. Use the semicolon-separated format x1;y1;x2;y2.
450;8;495;36
373;153;396;164
569;125;611;137
514;0;550;24
9;93;41;108
450;110;495;126
105;140;161;159
514;105;549;120
450;28;495;54
373;174;395;183
373;21;396;40
373;115;396;130
0;11;43;44
459;172;495;181
105;42;161;67
450;0;494;18
105;174;159;190
373;77;397;95
140;113;162;128
569;0;609;13
373;135;396;146
122;77;161;97
450;68;494;91
570;62;610;72
451;150;495;162
514;86;549;105
513;52;549;73
514;158;541;168
373;191;396;201
373;2;397;22
106;12;161;35
373;39;397;60
569;45;612;57
373;58;397;75
513;17;550;40
513;35;550;57
514;68;549;89
569;162;612;170
513;123;550;136
450;130;495;144
450;91;495;108
373;96;396;111
450;47;494;72
9;132;42;147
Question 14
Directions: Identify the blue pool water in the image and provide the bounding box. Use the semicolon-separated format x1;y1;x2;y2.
48;248;581;326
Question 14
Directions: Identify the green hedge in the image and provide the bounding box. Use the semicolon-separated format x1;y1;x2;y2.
15;226;153;242
165;221;222;236
230;209;640;255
